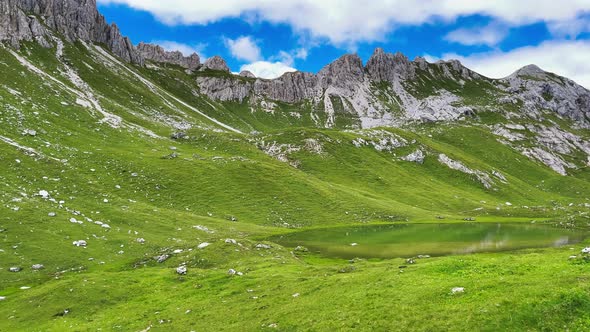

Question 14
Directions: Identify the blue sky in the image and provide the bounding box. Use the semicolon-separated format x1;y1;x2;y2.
97;1;590;87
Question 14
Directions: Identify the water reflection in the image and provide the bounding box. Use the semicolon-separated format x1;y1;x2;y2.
270;223;588;259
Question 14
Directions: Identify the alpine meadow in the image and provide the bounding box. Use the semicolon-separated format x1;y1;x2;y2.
1;1;590;331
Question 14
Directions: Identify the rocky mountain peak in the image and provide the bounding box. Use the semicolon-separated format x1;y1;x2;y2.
433;59;479;80
318;53;365;87
137;42;200;70
366;47;415;82
202;56;230;72
0;0;142;63
511;64;546;78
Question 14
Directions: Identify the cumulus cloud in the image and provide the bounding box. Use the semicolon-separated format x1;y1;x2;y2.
150;40;207;58
547;15;590;38
440;40;590;88
240;61;297;79
445;23;509;46
224;36;262;62
97;0;590;46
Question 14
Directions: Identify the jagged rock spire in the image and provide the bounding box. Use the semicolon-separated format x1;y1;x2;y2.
137;42;201;70
0;0;142;63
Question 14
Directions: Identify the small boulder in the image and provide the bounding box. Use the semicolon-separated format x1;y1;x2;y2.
155;254;170;263
451;287;465;294
171;132;187;140
9;267;22;272
197;242;210;249
73;240;87;247
255;244;271;249
136;238;146;244
176;266;187;275
48;212;56;217
23;129;37;136
228;269;237;276
582;247;590;254
294;246;308;252
0;296;5;301
31;264;45;270
225;239;237;244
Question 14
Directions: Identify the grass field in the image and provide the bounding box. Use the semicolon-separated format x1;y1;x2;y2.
1;41;590;331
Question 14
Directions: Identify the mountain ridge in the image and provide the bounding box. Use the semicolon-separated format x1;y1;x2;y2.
0;0;589;177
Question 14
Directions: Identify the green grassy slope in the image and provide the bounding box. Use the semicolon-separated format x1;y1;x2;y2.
1;40;590;331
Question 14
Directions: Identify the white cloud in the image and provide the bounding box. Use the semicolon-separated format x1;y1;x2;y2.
440;40;590;88
240;61;297;79
445;23;509;46
547;15;590;38
98;0;590;45
224;36;262;62
151;40;207;58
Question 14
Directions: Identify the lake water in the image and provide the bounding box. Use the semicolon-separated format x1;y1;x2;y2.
270;223;588;259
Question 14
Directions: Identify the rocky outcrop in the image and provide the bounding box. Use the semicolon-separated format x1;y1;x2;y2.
137;42;200;70
202;56;229;72
0;0;142;63
192;48;494;127
239;70;255;78
501;65;590;127
366;48;415;82
317;53;364;88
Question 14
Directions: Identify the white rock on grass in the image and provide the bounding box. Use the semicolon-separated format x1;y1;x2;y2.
176;266;187;275
48;212;56;217
31;264;44;270
255;244;271;249
451;287;465;294
581;247;590;254
197;242;210;249
225;239;237;244
401;149;425;164
0;296;5;301
9;267;22;272
38;190;49;198
73;240;87;247
155;254;170;263
70;218;82;224
136;238;146;244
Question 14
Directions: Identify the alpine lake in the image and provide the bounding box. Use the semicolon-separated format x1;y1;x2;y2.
270;223;589;259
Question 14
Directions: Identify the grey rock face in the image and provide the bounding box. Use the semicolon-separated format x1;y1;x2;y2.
239;70;255;78
0;0;142;63
318;53;364;88
202;56;229;72
253;71;320;103
137;42;200;70
366;48;415;82
502;66;590;127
